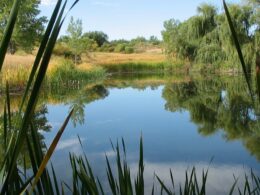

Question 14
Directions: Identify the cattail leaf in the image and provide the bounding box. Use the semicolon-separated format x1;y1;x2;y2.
0;0;22;70
30;109;73;192
223;0;253;99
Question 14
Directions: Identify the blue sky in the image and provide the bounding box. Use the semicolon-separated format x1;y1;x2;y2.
40;0;241;40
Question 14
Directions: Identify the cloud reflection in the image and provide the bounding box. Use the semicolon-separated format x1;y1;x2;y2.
129;161;252;195
56;137;86;152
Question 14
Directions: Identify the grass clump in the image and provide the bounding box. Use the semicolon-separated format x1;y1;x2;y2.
68;137;260;195
100;62;181;73
47;59;106;86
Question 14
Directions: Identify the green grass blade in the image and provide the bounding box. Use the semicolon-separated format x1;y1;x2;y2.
18;176;34;195
256;53;260;100
0;0;21;70
156;175;173;195
30;109;73;192
229;176;238;195
223;0;253;98
106;155;118;195
3;103;7;152
135;136;144;195
170;169;175;190
25;135;44;195
1;2;68;192
51;164;60;195
97;178;105;195
5;83;11;129
29;123;54;194
19;0;63;111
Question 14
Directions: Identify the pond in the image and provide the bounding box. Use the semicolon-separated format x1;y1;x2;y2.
2;73;260;194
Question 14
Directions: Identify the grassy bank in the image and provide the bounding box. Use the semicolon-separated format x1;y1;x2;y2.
0;50;244;91
46;59;106;86
0;54;107;90
0;51;166;90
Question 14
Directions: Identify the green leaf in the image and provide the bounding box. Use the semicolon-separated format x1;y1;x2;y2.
30;109;74;193
0;0;22;70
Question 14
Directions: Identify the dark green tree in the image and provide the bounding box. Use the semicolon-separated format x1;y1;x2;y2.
83;31;108;47
0;0;47;53
162;2;258;71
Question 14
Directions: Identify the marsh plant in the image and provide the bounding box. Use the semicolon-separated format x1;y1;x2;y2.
0;0;260;194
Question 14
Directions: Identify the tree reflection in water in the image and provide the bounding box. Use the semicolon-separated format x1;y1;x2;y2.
162;75;260;160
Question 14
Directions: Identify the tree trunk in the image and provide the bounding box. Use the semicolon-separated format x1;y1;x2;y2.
8;40;16;55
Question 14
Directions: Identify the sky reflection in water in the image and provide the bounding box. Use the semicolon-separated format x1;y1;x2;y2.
43;75;260;194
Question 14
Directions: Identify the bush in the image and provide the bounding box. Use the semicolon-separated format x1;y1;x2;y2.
53;43;72;57
114;43;126;53
124;46;134;54
100;42;115;52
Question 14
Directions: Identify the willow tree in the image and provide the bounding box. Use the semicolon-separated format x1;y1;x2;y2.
162;2;258;72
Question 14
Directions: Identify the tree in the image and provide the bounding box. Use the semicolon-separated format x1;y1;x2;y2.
0;0;47;53
67;17;96;64
83;31;108;47
149;36;160;45
162;2;258;71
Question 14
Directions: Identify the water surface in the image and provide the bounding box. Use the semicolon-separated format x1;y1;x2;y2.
3;73;260;194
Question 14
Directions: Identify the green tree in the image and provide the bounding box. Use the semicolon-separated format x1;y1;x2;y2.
67;17;97;64
0;0;47;53
83;31;108;47
149;36;160;45
162;2;258;71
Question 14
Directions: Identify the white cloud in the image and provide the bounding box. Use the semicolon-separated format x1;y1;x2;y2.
41;0;57;6
56;137;86;151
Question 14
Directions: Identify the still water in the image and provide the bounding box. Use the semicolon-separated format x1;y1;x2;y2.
11;73;260;194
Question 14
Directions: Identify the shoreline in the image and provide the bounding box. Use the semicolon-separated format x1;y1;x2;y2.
0;52;245;92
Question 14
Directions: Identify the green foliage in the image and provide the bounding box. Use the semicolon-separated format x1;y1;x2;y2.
102;62;176;73
83;31;108;47
0;0;79;193
0;0;47;53
162;2;259;72
114;43;126;53
113;43;134;54
149;35;160;45
53;42;72;56
125;46;134;54
67;17;85;64
48;59;106;84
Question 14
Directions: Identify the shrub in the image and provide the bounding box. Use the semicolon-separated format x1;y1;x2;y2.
114;43;126;53
53;42;72;57
124;46;134;54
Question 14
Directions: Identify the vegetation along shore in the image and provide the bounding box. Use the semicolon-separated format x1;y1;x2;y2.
0;0;260;194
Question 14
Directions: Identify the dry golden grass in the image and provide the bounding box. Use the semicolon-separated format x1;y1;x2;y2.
2;51;166;71
3;54;34;68
1;54;64;87
81;52;166;67
0;51;166;88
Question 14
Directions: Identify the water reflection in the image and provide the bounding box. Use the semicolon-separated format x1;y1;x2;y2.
1;73;260;192
0;105;51;167
162;76;260;161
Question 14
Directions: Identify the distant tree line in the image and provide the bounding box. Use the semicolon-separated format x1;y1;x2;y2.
52;17;162;64
0;1;161;57
162;0;260;71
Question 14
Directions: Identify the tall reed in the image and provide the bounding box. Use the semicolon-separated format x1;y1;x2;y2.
0;0;79;194
0;0;260;194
